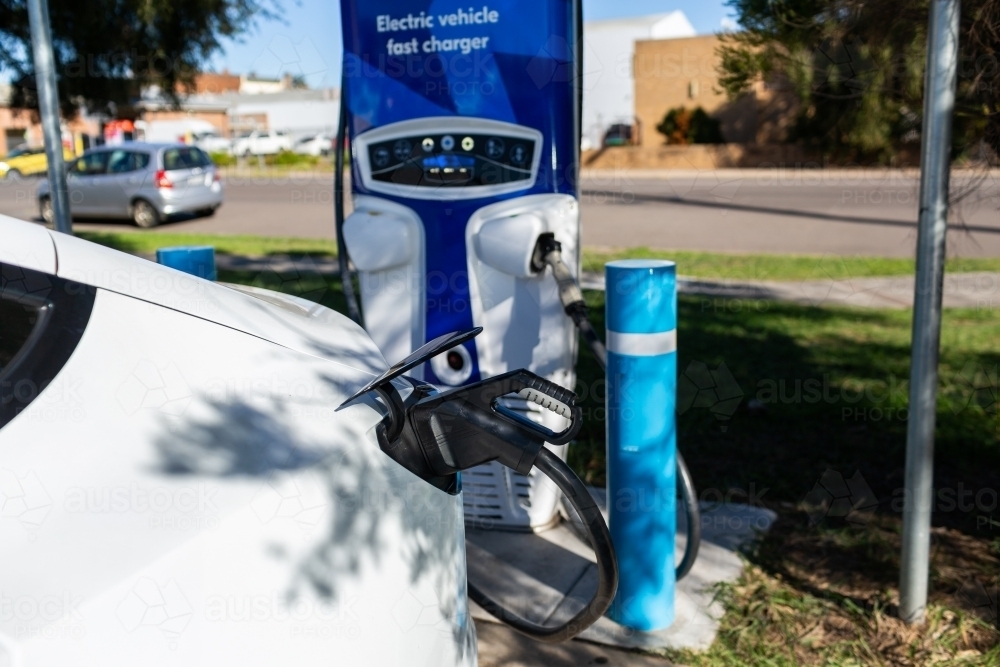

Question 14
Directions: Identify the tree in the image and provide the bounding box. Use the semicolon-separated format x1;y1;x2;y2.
0;0;280;118
718;0;1000;162
656;106;725;145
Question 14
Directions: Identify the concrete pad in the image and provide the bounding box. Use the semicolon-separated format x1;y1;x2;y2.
475;619;676;666
467;495;775;653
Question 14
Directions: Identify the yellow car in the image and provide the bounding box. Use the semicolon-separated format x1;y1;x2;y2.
0;146;75;179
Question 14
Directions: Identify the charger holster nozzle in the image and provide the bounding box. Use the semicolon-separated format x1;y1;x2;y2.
340;329;581;489
371;369;581;490
402;370;581;477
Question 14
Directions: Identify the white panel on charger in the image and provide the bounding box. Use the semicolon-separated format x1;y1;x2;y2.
344;196;426;369
475;213;544;279
344;210;418;272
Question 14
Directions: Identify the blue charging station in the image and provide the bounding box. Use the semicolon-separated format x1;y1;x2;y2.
338;0;585;530
337;0;696;621
338;0;582;387
605;259;678;630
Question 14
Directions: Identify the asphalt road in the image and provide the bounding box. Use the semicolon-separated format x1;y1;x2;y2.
2;169;998;257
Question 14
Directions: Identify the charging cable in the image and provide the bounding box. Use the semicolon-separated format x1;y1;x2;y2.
333;75;363;326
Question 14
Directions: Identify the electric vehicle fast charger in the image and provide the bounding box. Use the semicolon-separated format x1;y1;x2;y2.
336;0;588;532
333;0;701;577
0;215;616;666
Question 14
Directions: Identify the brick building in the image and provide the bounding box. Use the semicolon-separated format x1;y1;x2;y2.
632;34;794;147
0;84;100;156
185;71;241;95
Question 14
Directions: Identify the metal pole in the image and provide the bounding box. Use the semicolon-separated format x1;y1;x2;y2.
899;0;960;625
27;0;72;234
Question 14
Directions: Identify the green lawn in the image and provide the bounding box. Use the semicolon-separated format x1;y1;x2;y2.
582;247;1000;282
570;290;999;666
79;231;340;258
570;291;1000;514
81;231;1000;282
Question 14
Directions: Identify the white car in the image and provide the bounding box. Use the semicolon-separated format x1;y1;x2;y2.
193;131;234;155
293;134;334;157
231;130;293;157
0;215;477;667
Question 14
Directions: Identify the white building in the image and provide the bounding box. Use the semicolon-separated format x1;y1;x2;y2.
138;88;340;141
230;89;340;137
238;74;295;95
581;11;696;149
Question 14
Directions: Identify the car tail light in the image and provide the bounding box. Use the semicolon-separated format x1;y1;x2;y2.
213;171;221;183
154;169;173;189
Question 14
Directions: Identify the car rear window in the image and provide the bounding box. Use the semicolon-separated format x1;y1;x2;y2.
1;264;97;430
0;299;37;374
107;150;151;174
162;147;212;171
132;152;152;170
70;152;109;175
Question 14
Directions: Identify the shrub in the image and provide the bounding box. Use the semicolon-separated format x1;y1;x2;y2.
208;152;236;167
268;150;319;167
656;106;724;145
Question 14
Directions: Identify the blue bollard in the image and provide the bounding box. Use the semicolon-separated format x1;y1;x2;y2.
605;259;677;631
155;246;217;281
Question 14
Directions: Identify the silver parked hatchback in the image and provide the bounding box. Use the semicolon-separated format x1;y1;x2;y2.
38;143;224;228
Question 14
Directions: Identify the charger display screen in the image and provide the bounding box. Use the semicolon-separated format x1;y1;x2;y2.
367;133;535;188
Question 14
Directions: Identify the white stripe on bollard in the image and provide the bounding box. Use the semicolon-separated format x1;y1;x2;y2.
606;329;677;356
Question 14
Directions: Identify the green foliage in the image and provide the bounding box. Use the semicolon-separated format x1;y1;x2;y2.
207;151;325;169
718;0;1000;162
0;0;280;116
267;150;319;167
656;106;725;144
208;152;236;167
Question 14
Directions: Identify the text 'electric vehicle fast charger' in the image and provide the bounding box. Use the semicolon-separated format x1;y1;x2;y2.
0;215;616;666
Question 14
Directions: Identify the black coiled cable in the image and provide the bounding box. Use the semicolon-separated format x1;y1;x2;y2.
467;447;619;642
334;75;362;326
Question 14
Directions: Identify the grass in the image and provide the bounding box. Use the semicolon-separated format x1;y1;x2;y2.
569;292;1000;512
206;259;1000;665
669;559;1000;666
567;289;1000;665
80;231;1000;282
582;247;1000;282
78;231;339;258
